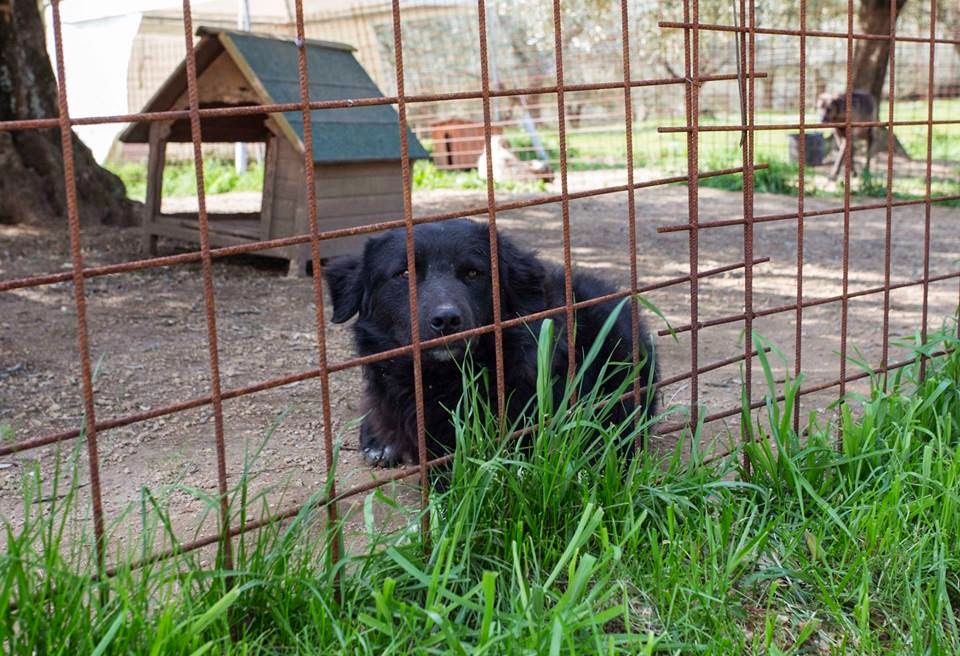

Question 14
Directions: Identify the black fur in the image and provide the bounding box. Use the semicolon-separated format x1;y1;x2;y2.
324;219;658;467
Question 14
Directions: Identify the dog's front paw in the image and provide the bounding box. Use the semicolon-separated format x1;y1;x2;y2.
362;442;406;467
360;420;407;468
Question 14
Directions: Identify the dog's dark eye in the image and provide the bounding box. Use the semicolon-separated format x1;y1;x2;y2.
394;269;409;279
465;269;481;279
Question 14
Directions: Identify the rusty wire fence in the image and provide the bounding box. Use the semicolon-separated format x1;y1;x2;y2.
1;0;959;580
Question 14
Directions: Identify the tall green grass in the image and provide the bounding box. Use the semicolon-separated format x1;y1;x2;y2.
2;305;959;653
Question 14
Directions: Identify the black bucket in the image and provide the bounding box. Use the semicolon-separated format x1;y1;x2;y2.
788;132;826;167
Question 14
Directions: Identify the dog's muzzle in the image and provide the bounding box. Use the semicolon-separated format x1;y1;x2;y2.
424;340;469;362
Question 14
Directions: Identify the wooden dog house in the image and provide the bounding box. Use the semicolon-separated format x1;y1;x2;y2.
119;27;429;276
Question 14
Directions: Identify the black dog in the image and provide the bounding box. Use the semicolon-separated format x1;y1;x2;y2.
324;219;658;467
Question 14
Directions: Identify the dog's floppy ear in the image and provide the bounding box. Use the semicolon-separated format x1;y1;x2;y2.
324;255;364;323
497;232;545;315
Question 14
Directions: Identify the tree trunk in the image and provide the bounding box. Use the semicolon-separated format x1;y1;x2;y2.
852;0;908;102
0;0;139;226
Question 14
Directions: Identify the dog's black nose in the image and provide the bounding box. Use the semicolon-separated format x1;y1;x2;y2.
428;305;463;334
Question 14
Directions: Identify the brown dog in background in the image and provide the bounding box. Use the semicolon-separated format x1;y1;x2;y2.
817;90;877;179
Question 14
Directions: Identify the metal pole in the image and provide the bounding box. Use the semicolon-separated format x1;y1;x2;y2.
235;0;251;173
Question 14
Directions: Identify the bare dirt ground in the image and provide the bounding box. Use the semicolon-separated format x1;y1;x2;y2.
2;176;958;559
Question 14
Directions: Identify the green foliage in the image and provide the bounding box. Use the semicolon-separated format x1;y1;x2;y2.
2;306;959;653
105;99;959;207
697;156;800;194
107;159;265;202
411;159;547;193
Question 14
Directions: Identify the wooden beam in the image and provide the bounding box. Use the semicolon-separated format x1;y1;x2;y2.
142;121;172;255
260;135;279;240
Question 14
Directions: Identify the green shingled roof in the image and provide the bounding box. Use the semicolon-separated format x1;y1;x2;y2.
120;27;428;164
220;29;428;163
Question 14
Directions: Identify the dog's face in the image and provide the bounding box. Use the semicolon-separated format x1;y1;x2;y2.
324;219;545;361
817;93;838;123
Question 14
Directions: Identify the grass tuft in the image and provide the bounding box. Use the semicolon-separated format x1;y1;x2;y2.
2;310;959;653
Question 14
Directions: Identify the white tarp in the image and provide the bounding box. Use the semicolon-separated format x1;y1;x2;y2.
43;0;219;163
44;12;143;162
42;0;443;162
